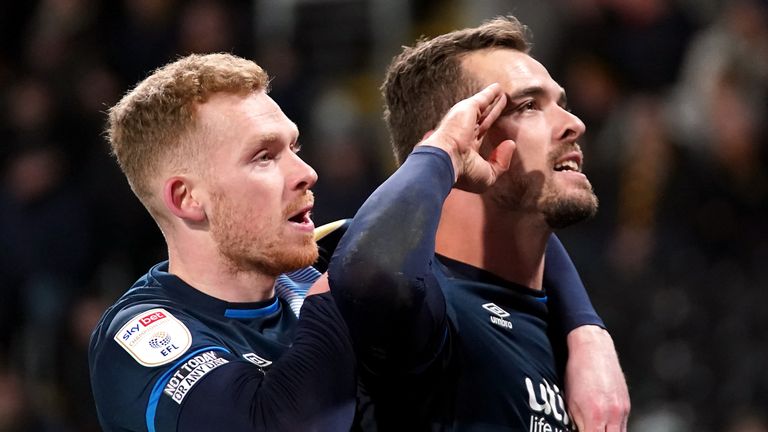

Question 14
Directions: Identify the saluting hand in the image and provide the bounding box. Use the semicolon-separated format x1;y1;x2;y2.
416;83;515;193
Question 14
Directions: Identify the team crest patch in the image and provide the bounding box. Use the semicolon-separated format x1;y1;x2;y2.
114;308;192;367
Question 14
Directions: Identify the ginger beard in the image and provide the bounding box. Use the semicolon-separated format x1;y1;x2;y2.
208;190;318;277
491;146;598;229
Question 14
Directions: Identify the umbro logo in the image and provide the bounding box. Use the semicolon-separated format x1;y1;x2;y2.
243;352;272;368
482;303;513;329
482;303;510;317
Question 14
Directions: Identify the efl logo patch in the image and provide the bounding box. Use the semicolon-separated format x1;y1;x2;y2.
164;350;229;404
114;308;192;367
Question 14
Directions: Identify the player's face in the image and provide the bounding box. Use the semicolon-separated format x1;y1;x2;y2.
196;91;318;276
462;48;597;228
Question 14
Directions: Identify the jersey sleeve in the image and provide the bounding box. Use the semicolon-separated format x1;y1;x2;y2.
89;293;355;432
328;146;453;376
90;303;232;431
176;293;356;431
543;234;605;334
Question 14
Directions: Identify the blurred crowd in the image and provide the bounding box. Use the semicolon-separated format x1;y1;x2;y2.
0;0;766;430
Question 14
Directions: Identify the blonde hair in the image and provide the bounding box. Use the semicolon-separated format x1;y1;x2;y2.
107;53;269;217
382;16;531;165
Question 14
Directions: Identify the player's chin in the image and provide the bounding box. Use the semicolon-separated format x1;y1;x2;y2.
292;242;320;269
543;193;598;229
270;244;319;275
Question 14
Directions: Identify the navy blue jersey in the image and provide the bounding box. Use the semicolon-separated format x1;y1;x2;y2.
330;147;591;431
89;261;355;432
436;255;571;430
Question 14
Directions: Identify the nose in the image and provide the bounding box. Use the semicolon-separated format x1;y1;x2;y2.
556;107;586;143
289;151;318;191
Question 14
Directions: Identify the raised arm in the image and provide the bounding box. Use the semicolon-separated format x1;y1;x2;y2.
328;146;454;373
329;84;513;374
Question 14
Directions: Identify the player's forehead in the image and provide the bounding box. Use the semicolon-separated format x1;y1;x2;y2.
462;48;563;97
198;91;298;144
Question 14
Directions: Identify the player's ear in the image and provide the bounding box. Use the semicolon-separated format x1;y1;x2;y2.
162;176;206;223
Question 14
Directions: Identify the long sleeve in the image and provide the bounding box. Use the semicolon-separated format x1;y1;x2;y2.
544;235;605;333
175;293;356;431
328;146;453;376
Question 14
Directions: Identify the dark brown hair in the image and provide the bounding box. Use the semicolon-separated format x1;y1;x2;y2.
382;16;531;165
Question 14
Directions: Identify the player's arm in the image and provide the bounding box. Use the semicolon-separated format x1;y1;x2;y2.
90;296;355;432
544;220;630;431
176;293;356;431
328;145;453;373
564;324;630;432
329;84;512;374
544;234;604;331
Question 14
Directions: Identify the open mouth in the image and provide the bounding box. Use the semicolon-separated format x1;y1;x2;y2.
553;153;582;173
288;206;313;224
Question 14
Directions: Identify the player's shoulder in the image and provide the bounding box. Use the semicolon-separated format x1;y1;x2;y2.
88;262;208;372
101;305;193;363
91;269;183;348
87;299;188;428
88;272;223;431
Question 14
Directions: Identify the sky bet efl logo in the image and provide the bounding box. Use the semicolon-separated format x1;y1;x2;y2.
114;308;192;367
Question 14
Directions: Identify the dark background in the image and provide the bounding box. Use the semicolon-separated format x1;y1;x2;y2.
0;0;766;430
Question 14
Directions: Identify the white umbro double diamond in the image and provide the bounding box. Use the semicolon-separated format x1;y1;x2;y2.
243;352;272;368
482;302;513;330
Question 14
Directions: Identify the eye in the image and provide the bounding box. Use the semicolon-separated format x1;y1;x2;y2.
518;100;537;112
291;142;302;153
252;150;274;166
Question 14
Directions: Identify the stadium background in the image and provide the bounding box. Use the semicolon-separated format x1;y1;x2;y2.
0;0;766;430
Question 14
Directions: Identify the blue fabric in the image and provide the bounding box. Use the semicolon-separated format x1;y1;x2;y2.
274;266;322;316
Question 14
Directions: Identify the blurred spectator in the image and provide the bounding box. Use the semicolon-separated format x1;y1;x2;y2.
58;295;110;431
0;145;92;426
726;411;768;432
3;76;59;145
630;404;692;432
22;0;102;75
107;0;179;84
177;0;253;56
668;0;768;157
0;367;51;432
560;0;696;92
306;84;384;224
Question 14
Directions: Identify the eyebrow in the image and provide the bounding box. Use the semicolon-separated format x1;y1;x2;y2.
256;124;300;147
506;86;568;107
257;132;282;144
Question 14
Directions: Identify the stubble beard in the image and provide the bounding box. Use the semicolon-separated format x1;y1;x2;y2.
209;192;319;277
492;167;599;230
539;180;598;229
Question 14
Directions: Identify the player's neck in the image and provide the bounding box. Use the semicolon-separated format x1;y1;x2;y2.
436;189;550;290
165;236;276;303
